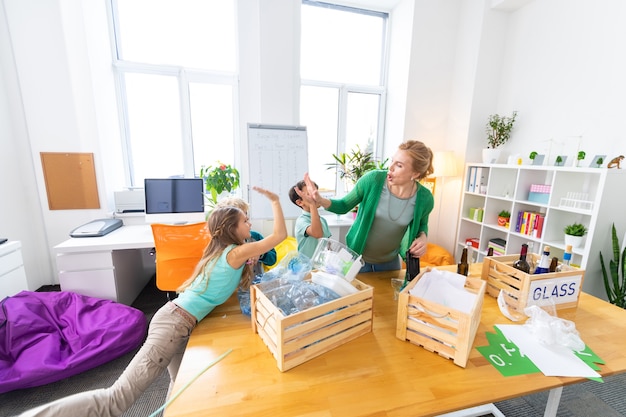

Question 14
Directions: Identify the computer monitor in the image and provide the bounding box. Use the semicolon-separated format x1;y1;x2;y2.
144;178;206;224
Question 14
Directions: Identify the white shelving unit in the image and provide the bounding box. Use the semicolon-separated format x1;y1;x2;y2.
455;163;626;299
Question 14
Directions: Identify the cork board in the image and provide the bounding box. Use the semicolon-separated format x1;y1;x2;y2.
40;152;100;210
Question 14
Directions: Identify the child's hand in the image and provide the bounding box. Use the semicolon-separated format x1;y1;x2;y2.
252;186;280;202
294;185;317;207
303;173;322;203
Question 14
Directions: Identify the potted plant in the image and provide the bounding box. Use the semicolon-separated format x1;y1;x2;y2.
199;162;240;207
600;223;626;308
327;145;388;217
483;111;518;164
555;155;564;166
327;145;387;185
497;210;511;227
564;222;587;248
577;150;586;167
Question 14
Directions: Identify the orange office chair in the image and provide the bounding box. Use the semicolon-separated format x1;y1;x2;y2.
150;222;211;298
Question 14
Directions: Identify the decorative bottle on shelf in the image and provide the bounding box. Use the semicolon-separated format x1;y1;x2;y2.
457;246;469;276
533;245;551;274
512;243;531;273
486;247;494;257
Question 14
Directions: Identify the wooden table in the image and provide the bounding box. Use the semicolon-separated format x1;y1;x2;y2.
165;264;626;417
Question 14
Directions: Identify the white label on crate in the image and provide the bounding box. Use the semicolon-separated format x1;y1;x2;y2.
527;274;583;307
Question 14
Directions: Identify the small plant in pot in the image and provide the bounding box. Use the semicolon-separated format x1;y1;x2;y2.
564;223;587;248
497;210;511;228
577;151;586;167
483;111;518;164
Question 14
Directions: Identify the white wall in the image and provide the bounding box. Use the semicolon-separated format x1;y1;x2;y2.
1;0;624;293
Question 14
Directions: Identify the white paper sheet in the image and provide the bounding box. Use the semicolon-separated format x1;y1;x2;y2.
496;324;600;378
409;269;475;314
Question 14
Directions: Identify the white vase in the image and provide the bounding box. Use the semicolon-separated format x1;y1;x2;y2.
482;148;501;164
564;234;584;248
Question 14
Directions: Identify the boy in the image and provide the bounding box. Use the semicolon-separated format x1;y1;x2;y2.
289;180;331;259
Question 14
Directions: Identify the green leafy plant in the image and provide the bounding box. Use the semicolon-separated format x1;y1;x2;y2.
577;151;586;161
529;151;538;160
596;157;604;167
199;162;240;206
326;145;388;184
564;223;587;236
498;210;511;218
555;155;563;165
485;111;518;149
600;223;626;308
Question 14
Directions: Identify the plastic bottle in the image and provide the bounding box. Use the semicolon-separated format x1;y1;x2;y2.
457;246;469;276
512;243;531;273
534;245;551;274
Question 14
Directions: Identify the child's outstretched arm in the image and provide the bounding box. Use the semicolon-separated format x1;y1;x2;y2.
228;187;287;268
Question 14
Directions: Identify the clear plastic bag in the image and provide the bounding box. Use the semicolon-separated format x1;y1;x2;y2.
523;304;585;351
238;251;313;316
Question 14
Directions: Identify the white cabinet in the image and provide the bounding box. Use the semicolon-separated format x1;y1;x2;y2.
0;241;28;298
455;163;626;299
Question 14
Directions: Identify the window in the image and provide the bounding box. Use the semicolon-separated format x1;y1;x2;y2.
109;0;237;187
300;1;388;194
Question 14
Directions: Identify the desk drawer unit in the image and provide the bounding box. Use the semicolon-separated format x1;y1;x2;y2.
57;251;117;302
58;269;118;302
56;251;114;271
0;241;28;298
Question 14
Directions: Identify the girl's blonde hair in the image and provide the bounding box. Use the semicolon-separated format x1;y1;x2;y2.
399;140;434;180
177;206;253;292
216;197;249;213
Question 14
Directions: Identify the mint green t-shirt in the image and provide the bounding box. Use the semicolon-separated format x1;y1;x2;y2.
174;245;244;322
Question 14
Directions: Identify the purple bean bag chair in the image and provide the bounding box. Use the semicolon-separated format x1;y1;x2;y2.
0;290;147;394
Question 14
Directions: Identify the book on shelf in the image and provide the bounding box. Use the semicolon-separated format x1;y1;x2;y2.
514;210;545;238
488;238;506;256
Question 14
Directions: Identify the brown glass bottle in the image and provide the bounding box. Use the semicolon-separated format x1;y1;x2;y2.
457;246;469;276
512;243;531;273
549;257;559;272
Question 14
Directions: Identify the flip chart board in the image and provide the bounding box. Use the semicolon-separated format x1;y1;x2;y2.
247;124;308;219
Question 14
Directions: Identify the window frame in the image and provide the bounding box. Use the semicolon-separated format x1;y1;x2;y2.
107;0;240;188
300;1;389;193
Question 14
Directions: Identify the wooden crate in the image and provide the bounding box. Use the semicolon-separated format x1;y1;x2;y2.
396;268;486;368
250;278;373;372
481;254;585;312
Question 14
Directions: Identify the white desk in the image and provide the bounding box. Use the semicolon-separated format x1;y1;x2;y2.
54;225;156;305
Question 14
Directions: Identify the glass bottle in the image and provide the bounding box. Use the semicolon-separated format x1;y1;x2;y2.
512;243;531;273
549;257;559;272
534;245;551;274
457;246;469;276
563;244;572;266
486;247;494;257
405;251;420;282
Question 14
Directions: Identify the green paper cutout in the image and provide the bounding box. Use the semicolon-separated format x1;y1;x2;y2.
476;327;540;377
477;327;605;381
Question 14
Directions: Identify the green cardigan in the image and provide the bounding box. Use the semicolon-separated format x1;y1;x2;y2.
327;170;434;260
